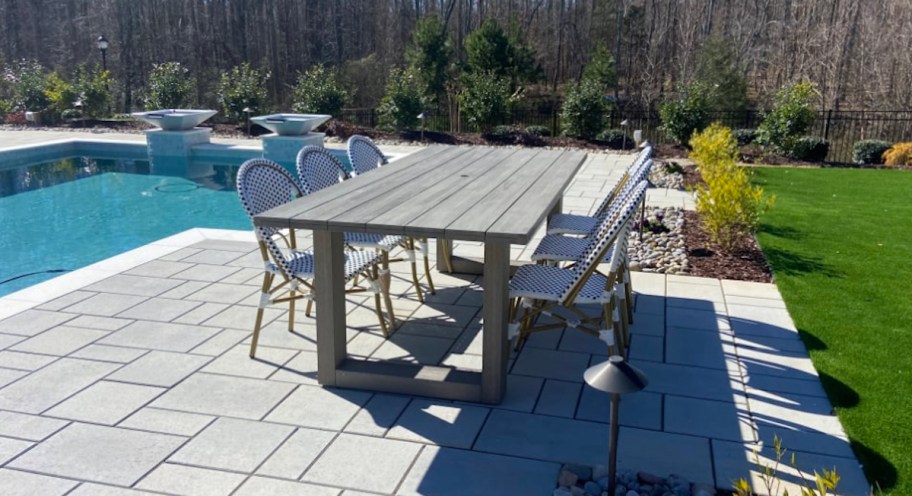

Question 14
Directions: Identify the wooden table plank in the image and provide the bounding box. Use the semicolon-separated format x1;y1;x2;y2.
444;149;571;242
326;146;499;234
485;150;587;240
255;146;454;229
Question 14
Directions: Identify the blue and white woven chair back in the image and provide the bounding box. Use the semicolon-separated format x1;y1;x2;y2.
560;181;647;304
631;144;653;171
347;135;388;177
237;158;303;277
296;146;347;195
591;162;651;231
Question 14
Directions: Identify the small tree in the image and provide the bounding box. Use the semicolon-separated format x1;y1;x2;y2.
459;71;511;134
693;37;749;113
145;62;195;110
659;82;711;146
43;72;78;123
690;123;773;252
582;43;617;92
756;82;817;156
378;68;423;131
292;65;347;117
561;79;607;140
217;63;270;122
73;64;113;118
464;19;542;90
406;14;452;105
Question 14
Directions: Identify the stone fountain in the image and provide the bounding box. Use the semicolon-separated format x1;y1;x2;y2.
251;113;331;165
132;109;218;158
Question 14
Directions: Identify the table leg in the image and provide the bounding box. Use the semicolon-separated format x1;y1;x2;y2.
313;230;347;386
436;238;453;273
548;197;563;220
481;239;510;404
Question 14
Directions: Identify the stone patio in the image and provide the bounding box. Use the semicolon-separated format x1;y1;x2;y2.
0;141;869;495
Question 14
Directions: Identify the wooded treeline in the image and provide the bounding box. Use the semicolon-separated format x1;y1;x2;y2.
1;0;910;112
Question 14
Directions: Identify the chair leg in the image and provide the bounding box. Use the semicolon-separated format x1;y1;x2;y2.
250;272;275;358
305;297;314;317
406;238;425;303
420;238;436;295
288;283;296;333
380;251;396;330
371;264;389;337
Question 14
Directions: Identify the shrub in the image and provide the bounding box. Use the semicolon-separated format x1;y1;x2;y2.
561;79;607;140
43;72;78;123
145;62;195;110
790;136;829;162
378;68;423;131
756;82;817;156
596;129;631;149
734;435;840;496
852;139;891;164
690;123;773;252
8;59;49;111
292;65;348;117
582;43;616;91
732;128;757;146
0;99;11;120
485;124;517;141
883;142;912;167
405;14;453;104
525;125;551;137
217;63;270;122
459;70;512;134
659;82;711;146
72;64;114;119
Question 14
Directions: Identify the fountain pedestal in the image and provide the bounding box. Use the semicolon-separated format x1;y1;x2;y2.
261;133;326;165
145;128;212;157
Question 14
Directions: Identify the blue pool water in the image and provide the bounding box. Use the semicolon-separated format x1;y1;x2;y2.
0;156;254;296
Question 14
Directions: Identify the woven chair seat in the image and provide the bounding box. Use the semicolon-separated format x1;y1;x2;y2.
343;232;402;252
270;249;381;282
546;214;598;236
532;235;615;263
509;264;611;304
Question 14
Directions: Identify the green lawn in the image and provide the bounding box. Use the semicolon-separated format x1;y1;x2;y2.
752;167;912;494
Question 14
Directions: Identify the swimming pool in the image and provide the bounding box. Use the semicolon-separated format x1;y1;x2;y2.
0;146;355;297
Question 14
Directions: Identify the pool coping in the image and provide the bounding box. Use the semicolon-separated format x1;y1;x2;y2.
0;227;256;320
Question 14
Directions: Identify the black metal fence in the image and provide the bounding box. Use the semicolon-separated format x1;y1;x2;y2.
340;107;912;163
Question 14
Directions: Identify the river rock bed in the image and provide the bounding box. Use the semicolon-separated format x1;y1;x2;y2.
554;466;718;496
648;160;686;190
627;206;688;275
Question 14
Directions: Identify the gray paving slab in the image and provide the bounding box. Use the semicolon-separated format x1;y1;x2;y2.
0;310;77;336
0;334;26;350
268;350;319;385
68;483;159;495
151;373;296;419
171;263;243;282
265;385;371;430
576;389;663;430
511;347;591;382
64;315;133;331
69;344;147;363
0;358;120;413
201;344;297;379
189;329;250;356
386;399;489;449
0;468;79;496
169;417;294;472
61;293;148;317
534;379;582;419
343;393;412;437
399;445;560;496
0;350;57;371
0;411;68;441
370;332;455;365
116;298;202;322
633;360;743;402
617;426;713;484
666;326;736;370
492;374;543;413
474;409;609;466
303;433;422;494
9;422;185;486
201;304;283;330
664;395;754;442
11;326;108;356
124;260;195;278
85;274;185;297
119;407;215;437
257;427;337;479
235;476;342;496
45;381;164;425
37;292;96;311
99;320;222;352
135;463;247;496
0;436;33;464
107;350;211;387
185;282;258;304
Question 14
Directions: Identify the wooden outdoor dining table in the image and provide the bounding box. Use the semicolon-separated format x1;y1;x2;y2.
254;145;587;404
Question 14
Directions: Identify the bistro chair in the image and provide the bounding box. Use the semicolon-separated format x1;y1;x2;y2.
344;136;437;301
507;181;647;354
236;158;391;357
547;144;653;236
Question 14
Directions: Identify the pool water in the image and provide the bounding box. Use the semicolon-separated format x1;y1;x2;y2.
0;156;252;296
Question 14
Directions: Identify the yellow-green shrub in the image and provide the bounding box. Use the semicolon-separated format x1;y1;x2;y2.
690;123;774;251
883;142;912;166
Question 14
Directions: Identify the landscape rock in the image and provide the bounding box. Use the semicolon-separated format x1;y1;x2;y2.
563;463;593;481
691;483;716;496
584;481;603;496
559;470;580;487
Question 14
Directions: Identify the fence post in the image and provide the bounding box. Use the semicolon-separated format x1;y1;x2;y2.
823;109;832;141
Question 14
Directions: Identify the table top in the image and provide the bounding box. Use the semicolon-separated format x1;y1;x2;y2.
254;145;587;243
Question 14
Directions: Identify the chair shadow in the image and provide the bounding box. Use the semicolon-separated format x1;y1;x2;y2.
761;246;843;278
758;224;804;241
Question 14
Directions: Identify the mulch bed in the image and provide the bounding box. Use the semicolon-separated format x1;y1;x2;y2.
682;210;772;282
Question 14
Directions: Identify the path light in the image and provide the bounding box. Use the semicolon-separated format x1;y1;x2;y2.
417;112;427;142
243;107;253;136
584;355;648;496
620;119;630;150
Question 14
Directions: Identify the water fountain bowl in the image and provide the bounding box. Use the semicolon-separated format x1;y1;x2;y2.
251;113;332;136
132;109;218;131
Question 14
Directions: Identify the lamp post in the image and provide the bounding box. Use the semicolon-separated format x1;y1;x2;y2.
96;35;109;72
584;355;648;496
